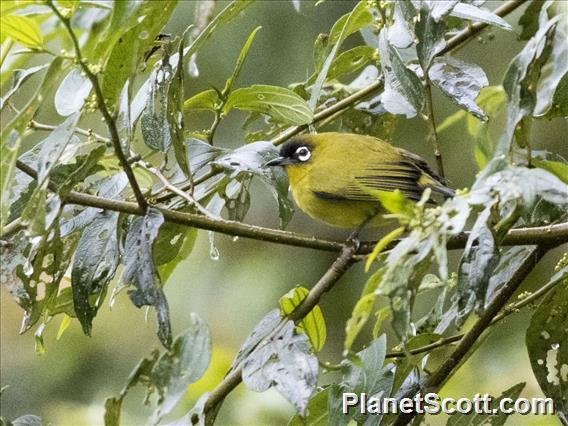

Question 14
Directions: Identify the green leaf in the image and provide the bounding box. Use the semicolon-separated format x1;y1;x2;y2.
365;227;405;272
225;85;313;125
122;208;172;348
0;15;43;48
429;56;489;120
71;211;120;336
330;335;393;425
519;0;545;40
36;112;81;185
0;64;49;112
378;28;424;118
526;270;568;419
450;3;513;31
534;159;568;184
183;89;220;111
446;382;526;426
101;0;177;107
0;130;20;231
231;309;282;371
54;68;93;117
151;314;211;422
288;388;329;426
344;294;375;352
392;333;442;393
543;71;568;118
533;4;568;116
154;222;198;283
365;188;414;217
222;26;262;96
326;45;376;81
242;320;318;415
415;3;447;71
280;286;327;352
172;31;190;178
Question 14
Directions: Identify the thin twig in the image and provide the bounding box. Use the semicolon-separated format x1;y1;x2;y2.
393;246;546;425
136;162;215;218
385;265;566;359
47;1;147;211
28;120;111;144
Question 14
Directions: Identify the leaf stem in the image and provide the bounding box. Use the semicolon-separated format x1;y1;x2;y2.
28;119;111;144
424;80;445;177
46;1;148;211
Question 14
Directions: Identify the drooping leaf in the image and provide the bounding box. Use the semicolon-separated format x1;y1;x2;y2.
450;2;513;31
0;64;48;111
242;320;318;415
326;45;376;81
519;0;546;40
36;112;81;185
279;286;327;352
415;3;447;70
222;26;262;96
1;130;20;231
429;56;489;120
224;85;313;126
101;1;177;107
526;269;568;420
54;68;93;117
183;89;220;111
71;211;120;336
154;222;198;283
378;28;424;118
151;314;211;422
122;208;172;348
388;0;416;49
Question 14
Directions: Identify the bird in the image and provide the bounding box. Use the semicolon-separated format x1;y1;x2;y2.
265;132;454;228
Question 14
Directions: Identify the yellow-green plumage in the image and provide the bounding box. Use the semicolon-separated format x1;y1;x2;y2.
268;132;453;228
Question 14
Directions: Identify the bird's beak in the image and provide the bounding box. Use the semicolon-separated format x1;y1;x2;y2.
264;157;290;167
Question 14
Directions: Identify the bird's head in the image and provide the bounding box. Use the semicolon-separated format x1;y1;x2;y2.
264;136;316;168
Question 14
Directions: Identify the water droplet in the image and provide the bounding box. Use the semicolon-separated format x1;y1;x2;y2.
257;94;265;100
551;343;560;350
542;331;551;339
232;236;239;242
138;30;149;40
537;359;544;365
208;231;220;261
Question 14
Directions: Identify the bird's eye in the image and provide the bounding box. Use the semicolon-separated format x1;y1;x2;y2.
296;146;311;162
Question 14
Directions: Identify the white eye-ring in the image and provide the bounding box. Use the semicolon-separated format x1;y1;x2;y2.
296;146;311;162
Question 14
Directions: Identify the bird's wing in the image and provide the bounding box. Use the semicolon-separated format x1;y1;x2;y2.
310;160;426;202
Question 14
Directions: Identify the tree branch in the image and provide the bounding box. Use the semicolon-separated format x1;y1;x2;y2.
393;245;547;425
11;159;568;251
28;120;111;144
47;1;148;211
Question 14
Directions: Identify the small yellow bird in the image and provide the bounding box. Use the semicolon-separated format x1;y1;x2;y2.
266;132;454;228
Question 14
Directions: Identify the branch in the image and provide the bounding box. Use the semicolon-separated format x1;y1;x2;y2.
12;160;568;251
385;263;565;359
203;238;360;422
393;245;547;425
47;1;147;211
424;80;444;177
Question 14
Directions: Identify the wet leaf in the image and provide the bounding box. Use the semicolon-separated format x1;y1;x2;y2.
71;211;120;335
242;320;318;415
429;56;489;120
288;388;329;426
378;28;424;118
222;26;262;96
54;68;93;116
450;2;513;31
122;208;172;348
526;269;568;420
388;0;416;49
0;64;48;111
224;85;313;125
416;3;447;70
183;89;220;111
